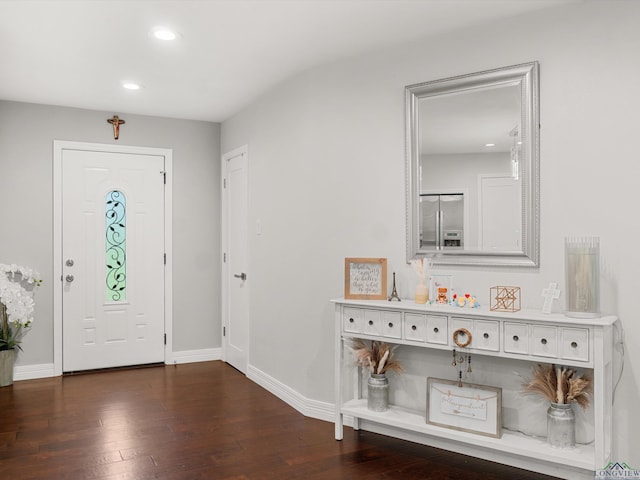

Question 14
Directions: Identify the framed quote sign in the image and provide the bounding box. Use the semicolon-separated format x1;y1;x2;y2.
426;378;502;438
344;257;387;300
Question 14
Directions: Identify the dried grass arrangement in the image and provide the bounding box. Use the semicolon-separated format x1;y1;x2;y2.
348;339;403;376
522;364;593;409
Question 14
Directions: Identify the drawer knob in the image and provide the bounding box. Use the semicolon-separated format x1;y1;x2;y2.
571;341;578;348
541;338;548;345
412;325;417;331
433;327;439;333
368;320;374;326
388;322;394;328
513;335;519;342
483;333;489;339
349;318;354;323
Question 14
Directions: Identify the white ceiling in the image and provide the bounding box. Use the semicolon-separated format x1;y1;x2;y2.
420;83;521;155
0;0;575;123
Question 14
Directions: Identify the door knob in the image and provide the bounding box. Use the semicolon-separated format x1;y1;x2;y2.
66;259;75;267
65;274;74;283
233;273;247;281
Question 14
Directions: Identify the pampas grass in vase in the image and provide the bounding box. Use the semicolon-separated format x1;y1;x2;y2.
522;363;592;408
522;363;592;448
348;339;403;412
348;339;403;376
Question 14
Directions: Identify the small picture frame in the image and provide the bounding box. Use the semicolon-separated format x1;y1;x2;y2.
344;257;387;300
428;274;452;305
426;377;502;438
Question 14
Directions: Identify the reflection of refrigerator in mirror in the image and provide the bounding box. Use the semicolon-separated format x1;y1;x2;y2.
420;194;464;249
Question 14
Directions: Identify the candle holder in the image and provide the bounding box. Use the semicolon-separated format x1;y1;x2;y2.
565;237;600;318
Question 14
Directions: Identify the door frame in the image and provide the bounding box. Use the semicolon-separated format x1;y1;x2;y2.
220;144;249;370
53;141;173;376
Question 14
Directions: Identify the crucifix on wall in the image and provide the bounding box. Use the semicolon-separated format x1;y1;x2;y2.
107;115;126;140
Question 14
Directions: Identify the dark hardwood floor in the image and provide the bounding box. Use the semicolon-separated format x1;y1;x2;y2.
0;361;560;479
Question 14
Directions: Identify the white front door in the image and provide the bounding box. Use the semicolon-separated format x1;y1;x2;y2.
60;146;166;372
222;146;249;374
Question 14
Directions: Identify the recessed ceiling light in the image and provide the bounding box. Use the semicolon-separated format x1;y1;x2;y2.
152;27;178;41
122;82;142;90
485;143;496;147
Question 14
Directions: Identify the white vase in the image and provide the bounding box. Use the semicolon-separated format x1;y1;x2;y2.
0;349;15;387
415;280;428;304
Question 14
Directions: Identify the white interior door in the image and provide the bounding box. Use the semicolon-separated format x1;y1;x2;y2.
61;147;166;372
222;146;249;374
479;175;522;251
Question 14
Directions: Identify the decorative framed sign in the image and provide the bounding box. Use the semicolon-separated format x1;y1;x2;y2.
426;378;502;438
428;274;452;305
344;257;387;300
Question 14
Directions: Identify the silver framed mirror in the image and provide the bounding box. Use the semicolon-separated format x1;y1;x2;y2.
406;62;539;267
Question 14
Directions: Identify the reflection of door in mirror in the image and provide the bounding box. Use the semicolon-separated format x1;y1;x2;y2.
420;194;464;250
478;175;522;251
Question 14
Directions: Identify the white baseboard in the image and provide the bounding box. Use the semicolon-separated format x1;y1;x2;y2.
11;348;222;382
14;363;56;381
246;364;335;423
171;348;222;364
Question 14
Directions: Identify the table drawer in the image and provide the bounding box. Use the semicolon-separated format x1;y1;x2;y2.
425;315;448;345
504;322;529;354
474;320;500;351
343;307;362;333
362;309;384;336
381;311;402;339
404;313;427;342
531;325;558;358
561;327;589;362
450;317;499;351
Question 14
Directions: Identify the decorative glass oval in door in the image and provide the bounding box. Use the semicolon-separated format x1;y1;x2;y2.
105;190;126;302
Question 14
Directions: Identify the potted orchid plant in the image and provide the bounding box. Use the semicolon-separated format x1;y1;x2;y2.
0;264;42;386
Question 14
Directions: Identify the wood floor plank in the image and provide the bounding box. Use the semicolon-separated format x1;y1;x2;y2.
0;361;560;479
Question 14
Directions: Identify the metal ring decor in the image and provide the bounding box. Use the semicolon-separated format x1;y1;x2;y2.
453;328;473;348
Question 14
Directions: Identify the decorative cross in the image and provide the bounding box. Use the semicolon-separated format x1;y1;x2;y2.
107;115;126;140
541;282;561;314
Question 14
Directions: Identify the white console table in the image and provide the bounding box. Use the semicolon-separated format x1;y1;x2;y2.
332;298;617;479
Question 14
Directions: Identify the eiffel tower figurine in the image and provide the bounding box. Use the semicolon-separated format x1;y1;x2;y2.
388;272;401;302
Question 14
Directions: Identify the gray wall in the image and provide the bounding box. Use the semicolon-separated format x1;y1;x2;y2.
0;101;222;364
221;2;640;465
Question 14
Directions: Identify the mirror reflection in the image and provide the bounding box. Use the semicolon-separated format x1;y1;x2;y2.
406;62;539;267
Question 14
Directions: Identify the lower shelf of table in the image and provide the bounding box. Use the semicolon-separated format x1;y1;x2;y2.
341;399;595;471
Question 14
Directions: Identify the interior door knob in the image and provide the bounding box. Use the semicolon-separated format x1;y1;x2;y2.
65;274;75;283
233;273;247;281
